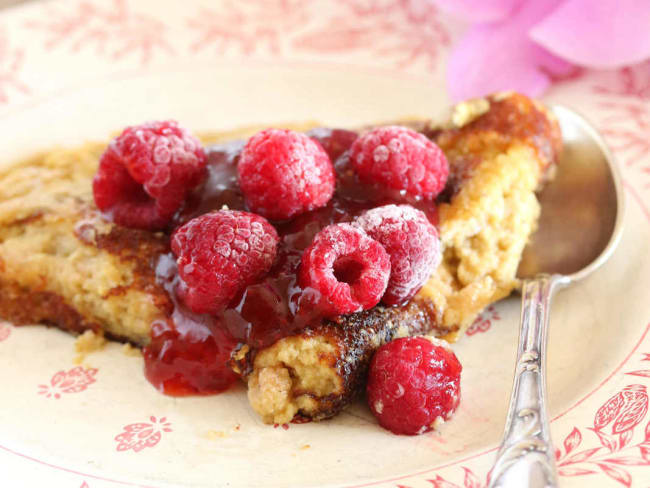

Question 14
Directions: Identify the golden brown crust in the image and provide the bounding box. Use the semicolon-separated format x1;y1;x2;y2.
0;277;102;335
75;212;174;315
417;92;560;338
430;92;562;175
0;144;172;344
247;93;561;423
242;300;435;423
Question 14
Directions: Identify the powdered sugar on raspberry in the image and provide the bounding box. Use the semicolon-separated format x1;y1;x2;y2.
421;334;453;351
350;125;448;201
299;223;391;317
171;210;279;315
93;120;207;230
238;129;335;220
355;204;441;305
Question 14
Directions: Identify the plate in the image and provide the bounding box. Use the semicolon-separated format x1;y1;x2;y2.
1;1;650;487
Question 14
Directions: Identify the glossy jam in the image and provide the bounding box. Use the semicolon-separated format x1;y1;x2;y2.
143;254;239;395
143;128;440;396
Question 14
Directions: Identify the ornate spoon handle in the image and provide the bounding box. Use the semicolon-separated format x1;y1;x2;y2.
488;274;568;488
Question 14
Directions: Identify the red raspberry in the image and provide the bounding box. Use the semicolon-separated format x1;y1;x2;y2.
171;210;279;315
299;223;390;317
93;120;207;230
238;129;335;220
349;126;448;200
367;336;462;435
355;205;441;306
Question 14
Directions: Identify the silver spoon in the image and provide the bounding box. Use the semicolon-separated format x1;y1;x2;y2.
487;106;625;488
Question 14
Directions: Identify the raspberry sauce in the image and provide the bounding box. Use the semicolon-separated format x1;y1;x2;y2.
143;128;440;396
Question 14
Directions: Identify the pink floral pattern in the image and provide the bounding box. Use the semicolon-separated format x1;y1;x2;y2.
37;366;98;399
428;467;485;488
428;351;650;488
594;62;650;99
188;0;308;55
0;28;29;104
556;382;650;485
114;416;172;453
593;63;650;187
466;306;501;336
293;0;449;70
25;0;173;64
0;0;451;106
594;385;648;437
187;0;448;71
0;321;12;342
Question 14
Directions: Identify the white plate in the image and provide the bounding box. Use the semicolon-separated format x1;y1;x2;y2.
1;1;650;487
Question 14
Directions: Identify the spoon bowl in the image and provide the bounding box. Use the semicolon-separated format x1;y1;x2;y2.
488;106;625;488
518;106;624;281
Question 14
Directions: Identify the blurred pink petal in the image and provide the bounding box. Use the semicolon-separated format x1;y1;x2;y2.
446;0;574;101
530;0;650;68
430;0;522;23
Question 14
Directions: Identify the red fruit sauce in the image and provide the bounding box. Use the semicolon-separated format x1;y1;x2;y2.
143;128;440;396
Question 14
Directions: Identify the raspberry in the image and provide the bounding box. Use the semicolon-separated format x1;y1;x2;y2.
171;210;279;315
367;336;462;435
355;205;441;305
349;126;448;200
238;129;335;220
93;120;207;230
299;223;390;317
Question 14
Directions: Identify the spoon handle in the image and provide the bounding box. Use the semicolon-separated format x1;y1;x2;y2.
488;274;566;488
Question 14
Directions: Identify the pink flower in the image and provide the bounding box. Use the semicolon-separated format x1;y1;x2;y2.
432;0;650;100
